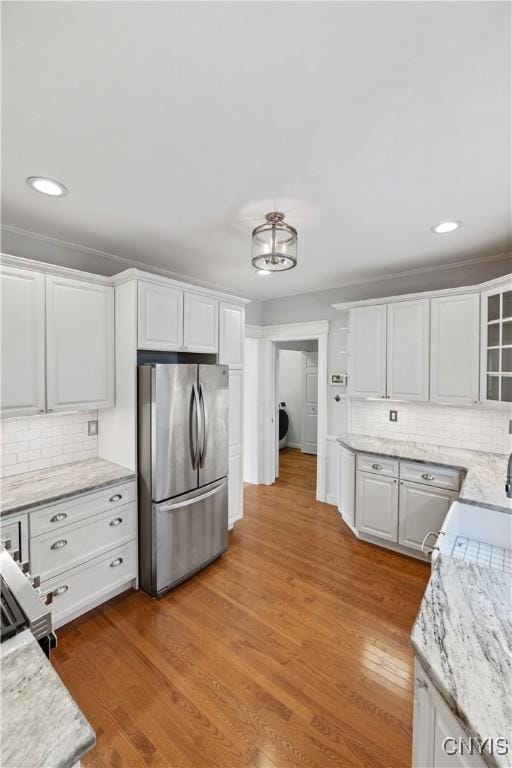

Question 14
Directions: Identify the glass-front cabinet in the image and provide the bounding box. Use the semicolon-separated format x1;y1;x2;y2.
482;283;512;403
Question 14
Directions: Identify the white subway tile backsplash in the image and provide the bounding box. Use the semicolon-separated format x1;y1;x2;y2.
0;411;98;478
349;400;511;454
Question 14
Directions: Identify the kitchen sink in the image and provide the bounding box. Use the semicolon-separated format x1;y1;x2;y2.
435;501;512;574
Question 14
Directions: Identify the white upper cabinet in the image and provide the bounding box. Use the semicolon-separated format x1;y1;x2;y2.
480;283;512;405
349;305;387;398
387;299;429;401
46;276;115;412
0;266;46;417
430;294;479;405
183;292;218;353
138;281;183;351
219;301;244;368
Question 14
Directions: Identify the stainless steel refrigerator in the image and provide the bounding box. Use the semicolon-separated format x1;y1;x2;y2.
138;363;229;597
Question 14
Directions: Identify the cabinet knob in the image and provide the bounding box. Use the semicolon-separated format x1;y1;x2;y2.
110;557;123;568
421;473;435;481
50;512;67;523
109;494;122;502
50;539;67;550
109;517;123;527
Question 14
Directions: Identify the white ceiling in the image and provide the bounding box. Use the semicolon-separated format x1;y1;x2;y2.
2;1;510;300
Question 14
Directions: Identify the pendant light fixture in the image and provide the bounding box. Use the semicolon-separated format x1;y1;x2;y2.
251;212;298;273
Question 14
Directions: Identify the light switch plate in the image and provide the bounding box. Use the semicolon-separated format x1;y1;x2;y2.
88;420;98;436
389;410;398;422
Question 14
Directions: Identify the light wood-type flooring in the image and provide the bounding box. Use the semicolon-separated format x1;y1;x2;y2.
53;448;430;768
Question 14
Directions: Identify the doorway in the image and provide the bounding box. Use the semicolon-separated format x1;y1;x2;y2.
275;340;319;489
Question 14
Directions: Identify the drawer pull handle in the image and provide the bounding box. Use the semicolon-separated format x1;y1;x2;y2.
50;513;67;523
110;557;123;568
372;463;383;470
109;494;122;502
422;473;435;481
1;538;12;551
50;539;67;550
421;531;439;554
109;517;123;527
53;585;69;597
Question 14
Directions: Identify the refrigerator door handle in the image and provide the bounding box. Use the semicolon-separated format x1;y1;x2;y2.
158;480;224;512
198;383;208;468
189;383;201;469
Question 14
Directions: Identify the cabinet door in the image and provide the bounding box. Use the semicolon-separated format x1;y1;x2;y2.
431;294;479;405
349;305;386;398
183;292;218;353
219;301;244;368
387;299;429;401
339;447;355;527
46;276;114;411
480;284;512;404
138;281;183;351
399;481;456;553
228;370;243;449
0;267;46;417
228;448;243;527
356;471;398;541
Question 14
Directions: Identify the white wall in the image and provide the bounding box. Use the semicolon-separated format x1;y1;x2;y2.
278;350;303;448
0;411;98;478
350;400;511;454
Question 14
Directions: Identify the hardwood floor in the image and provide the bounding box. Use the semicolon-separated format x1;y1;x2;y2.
53;448;430;768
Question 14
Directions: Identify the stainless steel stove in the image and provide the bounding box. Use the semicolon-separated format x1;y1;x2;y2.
0;544;56;657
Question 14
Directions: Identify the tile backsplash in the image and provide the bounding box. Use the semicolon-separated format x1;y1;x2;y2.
349;400;511;455
0;411;98;478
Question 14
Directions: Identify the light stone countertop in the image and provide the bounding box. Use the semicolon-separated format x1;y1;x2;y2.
411;555;512;768
336;434;512;513
0;629;95;768
0;457;136;517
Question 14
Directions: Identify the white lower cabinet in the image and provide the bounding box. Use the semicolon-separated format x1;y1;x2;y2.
339;447;355;527
356;471;399;542
29;481;137;627
228;448;243;527
413;660;486;768
41;541;137;629
399;481;457;553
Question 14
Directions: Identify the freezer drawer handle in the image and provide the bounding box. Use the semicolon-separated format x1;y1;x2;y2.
109;494;122;502
159;481;224;513
50;513;67;523
110;557;123;567
50;539;67;550
109;517;123;527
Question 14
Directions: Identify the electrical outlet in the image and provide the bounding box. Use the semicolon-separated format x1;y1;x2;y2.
389;410;398;422
88;420;98;436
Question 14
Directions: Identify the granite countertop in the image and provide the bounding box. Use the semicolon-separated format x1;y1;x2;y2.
337;434;512;513
411;555;512;768
0;457;136;517
0;629;95;768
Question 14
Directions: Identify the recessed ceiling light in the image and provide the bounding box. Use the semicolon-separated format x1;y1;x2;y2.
256;269;271;276
431;220;462;234
26;176;68;197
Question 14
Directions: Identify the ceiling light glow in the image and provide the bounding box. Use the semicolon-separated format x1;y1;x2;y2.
431;220;462;234
26;177;68;197
256;269;271;276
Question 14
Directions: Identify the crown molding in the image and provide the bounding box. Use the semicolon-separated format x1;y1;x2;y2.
0;224;253;303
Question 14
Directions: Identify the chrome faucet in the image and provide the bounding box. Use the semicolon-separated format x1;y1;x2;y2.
506;453;512;499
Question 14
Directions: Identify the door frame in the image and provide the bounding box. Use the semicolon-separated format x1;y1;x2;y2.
258;321;329;503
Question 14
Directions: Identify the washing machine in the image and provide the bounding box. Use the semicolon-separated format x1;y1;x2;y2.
278;402;289;450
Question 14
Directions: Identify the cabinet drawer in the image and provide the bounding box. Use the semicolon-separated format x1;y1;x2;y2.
30;481;136;537
400;462;460;491
41;540;137;628
357;453;399;478
30;502;137;580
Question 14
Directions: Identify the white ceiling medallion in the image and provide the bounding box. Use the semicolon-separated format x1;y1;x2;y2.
26;176;69;197
251;212;298;273
431;220;463;234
